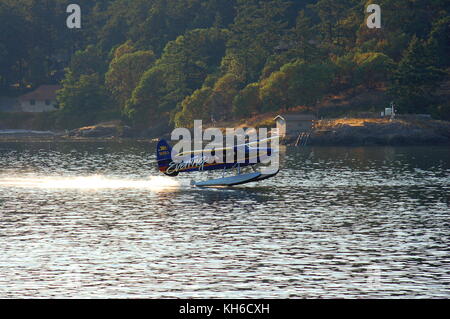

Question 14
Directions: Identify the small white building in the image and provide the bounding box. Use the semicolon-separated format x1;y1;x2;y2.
18;85;61;112
381;107;393;117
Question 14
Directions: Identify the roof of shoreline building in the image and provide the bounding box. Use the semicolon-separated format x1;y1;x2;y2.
274;114;317;121
18;85;61;101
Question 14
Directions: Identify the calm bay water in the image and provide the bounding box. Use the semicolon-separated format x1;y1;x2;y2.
0;141;449;298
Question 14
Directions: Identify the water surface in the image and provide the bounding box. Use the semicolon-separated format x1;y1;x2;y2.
0;141;449;298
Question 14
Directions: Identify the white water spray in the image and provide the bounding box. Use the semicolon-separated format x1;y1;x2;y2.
0;175;180;192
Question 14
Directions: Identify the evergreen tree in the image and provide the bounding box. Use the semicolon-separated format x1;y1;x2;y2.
233;83;262;117
57;72;111;128
105;49;156;112
390;36;447;114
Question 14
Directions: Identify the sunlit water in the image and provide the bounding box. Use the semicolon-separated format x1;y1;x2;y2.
0;141;449;298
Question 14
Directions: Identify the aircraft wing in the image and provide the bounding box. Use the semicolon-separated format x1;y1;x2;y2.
175;135;279;157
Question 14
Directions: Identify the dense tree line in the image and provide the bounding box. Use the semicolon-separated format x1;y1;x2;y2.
0;0;448;129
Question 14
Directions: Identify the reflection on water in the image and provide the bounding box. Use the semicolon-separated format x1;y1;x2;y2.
0;175;180;192
0;141;449;298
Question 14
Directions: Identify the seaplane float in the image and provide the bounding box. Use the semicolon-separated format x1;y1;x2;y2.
156;138;279;187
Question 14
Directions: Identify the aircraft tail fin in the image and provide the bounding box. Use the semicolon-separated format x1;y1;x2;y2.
156;140;177;176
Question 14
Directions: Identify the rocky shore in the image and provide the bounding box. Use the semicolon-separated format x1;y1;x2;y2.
1;118;449;146
288;118;450;146
66;122;133;138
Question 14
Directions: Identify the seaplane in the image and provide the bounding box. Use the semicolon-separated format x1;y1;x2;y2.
156;138;279;187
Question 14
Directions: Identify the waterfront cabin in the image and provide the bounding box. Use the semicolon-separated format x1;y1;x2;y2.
274;114;317;138
17;85;61;112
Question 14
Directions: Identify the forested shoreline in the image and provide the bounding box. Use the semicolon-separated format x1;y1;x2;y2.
0;0;449;132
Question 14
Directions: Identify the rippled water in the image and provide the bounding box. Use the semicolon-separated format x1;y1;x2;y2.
0;141;449;298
